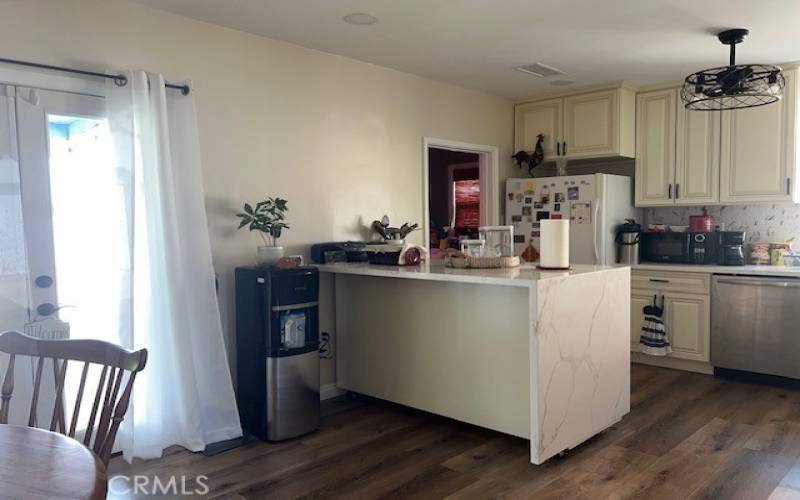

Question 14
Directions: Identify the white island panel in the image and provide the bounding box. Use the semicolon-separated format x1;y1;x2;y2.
532;268;630;463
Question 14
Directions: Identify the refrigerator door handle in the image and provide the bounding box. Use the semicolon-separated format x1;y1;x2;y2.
593;200;601;264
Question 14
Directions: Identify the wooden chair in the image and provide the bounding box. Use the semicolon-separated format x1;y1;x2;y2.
0;330;147;466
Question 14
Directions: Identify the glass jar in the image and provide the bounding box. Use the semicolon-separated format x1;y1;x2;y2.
479;226;514;257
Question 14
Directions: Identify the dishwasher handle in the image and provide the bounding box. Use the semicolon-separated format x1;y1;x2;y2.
715;276;800;288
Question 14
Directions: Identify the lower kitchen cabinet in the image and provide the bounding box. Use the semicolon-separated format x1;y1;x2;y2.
663;292;710;362
631;270;711;363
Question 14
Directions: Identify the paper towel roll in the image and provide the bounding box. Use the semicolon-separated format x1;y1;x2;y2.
540;219;570;269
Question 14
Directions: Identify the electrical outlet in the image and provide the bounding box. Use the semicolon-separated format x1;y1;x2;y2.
319;331;333;359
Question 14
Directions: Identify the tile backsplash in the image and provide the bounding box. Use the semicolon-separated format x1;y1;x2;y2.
644;204;800;244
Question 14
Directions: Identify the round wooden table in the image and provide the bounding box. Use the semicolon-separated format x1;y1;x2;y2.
0;424;107;499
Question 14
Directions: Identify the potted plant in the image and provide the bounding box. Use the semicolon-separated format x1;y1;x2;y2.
236;197;290;266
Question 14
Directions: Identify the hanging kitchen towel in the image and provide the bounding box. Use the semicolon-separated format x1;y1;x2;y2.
640;295;672;356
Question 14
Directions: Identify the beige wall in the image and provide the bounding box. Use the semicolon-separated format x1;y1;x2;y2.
0;0;514;386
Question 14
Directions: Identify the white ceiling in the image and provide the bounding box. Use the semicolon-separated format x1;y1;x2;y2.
131;0;800;99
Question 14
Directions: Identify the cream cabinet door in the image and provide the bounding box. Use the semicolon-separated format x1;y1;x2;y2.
563;90;618;158
630;290;654;352
675;105;721;205
663;292;709;362
515;98;562;159
720;69;796;203
635;89;676;206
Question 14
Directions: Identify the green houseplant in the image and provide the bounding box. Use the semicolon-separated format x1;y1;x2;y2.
236;197;290;266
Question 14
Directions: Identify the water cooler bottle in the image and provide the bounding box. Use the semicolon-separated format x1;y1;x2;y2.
235;266;320;441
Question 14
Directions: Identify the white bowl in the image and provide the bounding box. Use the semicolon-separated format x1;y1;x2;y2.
669;225;689;232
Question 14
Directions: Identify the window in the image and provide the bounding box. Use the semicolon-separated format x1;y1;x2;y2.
454;179;480;229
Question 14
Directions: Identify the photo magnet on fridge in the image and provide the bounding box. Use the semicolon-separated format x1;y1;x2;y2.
513;235;525;243
555;192;565;202
567;186;579;200
536;211;550;221
532;230;540;238
511;214;522;222
521;206;532;216
552;214;563;219
524;197;533;204
554;203;561;211
534;202;544;209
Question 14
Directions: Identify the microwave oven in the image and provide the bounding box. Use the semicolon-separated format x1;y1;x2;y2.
640;232;717;264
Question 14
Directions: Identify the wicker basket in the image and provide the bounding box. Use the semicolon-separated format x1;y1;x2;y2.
446;255;520;269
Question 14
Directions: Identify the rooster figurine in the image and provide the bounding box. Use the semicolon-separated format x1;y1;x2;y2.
512;134;545;176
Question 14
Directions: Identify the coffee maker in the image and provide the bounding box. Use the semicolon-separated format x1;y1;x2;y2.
717;231;746;266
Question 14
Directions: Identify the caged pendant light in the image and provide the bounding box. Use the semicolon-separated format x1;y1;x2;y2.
681;29;784;111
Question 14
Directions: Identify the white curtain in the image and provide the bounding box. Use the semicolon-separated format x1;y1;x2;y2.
108;71;242;461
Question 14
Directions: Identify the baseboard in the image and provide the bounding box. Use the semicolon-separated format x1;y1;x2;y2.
320;383;346;400
631;352;713;375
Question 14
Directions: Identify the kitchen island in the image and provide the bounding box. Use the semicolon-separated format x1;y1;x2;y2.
318;262;630;464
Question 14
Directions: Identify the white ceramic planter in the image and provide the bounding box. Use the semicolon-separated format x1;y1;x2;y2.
257;246;285;267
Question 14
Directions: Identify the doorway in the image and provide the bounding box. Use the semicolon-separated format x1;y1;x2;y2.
423;138;499;258
0;84;129;426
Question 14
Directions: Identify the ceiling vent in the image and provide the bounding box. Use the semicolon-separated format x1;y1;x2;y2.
514;63;564;78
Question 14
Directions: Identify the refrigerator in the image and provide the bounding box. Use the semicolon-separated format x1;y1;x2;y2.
505;174;637;265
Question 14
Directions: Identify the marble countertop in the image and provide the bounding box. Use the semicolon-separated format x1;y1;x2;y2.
315;261;624;287
627;262;800;278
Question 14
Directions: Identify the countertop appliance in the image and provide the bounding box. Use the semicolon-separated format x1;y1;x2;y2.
640;231;716;264
689;212;715;233
712;275;800;380
505;174;637;265
717;231;746;266
311;241;368;264
235;266;320;441
615;219;641;264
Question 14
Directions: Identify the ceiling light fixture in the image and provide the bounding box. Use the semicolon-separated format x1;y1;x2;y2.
681;28;784;111
343;13;378;25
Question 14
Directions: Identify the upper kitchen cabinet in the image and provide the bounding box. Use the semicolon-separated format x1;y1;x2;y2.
515;98;562;158
675;102;721;205
635;88;676;206
514;85;635;161
634;67;800;206
720;69;797;203
563;89;635;159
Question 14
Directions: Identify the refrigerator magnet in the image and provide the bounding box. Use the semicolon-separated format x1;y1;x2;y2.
552;214;563;220
554;203;561;211
536;211;550;221
522;180;535;194
513;235;525;243
511;214;522;222
508;193;514;201
555;192;565;202
524;197;533;204
516;193;524;202
567;186;579;200
534;202;544;209
570;202;591;224
522;206;532;216
532;230;541;238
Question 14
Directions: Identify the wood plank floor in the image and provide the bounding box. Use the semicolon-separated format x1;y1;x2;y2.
108;364;800;499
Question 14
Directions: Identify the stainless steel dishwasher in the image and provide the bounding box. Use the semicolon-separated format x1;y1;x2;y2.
711;275;800;379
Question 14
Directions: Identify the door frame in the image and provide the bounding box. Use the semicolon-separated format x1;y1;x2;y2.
422;137;499;249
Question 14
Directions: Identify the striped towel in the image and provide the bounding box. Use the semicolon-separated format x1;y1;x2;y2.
640;314;671;356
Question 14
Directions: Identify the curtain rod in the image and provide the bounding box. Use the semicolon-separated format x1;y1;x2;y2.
0;57;191;95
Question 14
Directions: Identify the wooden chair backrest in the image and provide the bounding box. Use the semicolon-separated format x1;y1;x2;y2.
0;330;147;466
